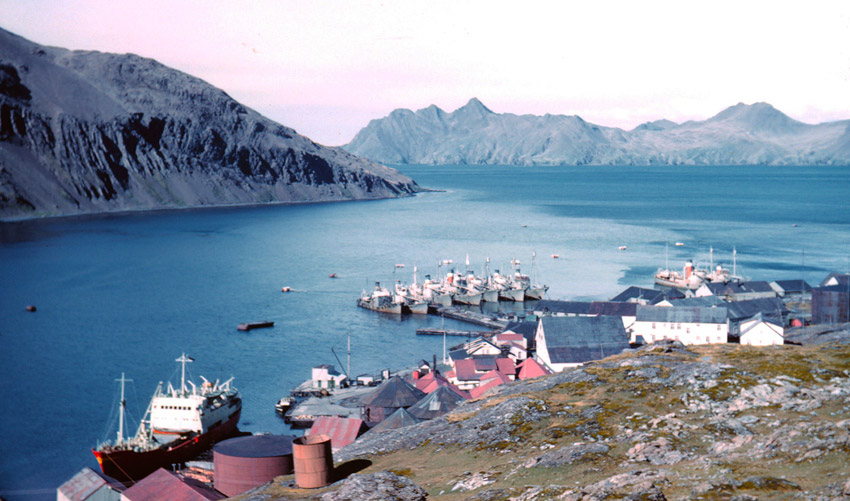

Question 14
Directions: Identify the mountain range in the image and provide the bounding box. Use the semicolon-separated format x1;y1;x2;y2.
344;98;850;166
0;28;418;220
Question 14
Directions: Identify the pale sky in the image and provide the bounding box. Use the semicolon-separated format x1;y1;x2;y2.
3;0;849;146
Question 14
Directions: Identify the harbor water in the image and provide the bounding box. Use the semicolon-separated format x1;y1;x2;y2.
1;164;849;498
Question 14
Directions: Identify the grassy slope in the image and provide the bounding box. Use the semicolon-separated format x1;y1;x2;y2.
248;342;850;500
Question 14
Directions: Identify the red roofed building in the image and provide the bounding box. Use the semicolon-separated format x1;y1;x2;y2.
449;359;480;390
493;332;526;348
469;370;512;399
58;467;123;501
416;371;470;398
516;358;552;380
495;358;517;380
308;416;369;451
121;468;225;501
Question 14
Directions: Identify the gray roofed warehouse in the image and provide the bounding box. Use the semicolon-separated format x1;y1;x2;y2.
538;316;629;366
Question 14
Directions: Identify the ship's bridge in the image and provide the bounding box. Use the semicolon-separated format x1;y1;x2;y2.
150;394;204;434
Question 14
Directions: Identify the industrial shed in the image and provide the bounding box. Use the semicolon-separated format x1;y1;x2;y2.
534;316;629;372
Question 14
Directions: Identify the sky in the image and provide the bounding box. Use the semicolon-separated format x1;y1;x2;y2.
2;0;850;146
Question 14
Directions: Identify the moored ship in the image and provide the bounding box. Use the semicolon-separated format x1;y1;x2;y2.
92;354;241;484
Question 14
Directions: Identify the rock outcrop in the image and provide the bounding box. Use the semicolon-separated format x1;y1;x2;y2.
344;97;850;166
0;28;419;219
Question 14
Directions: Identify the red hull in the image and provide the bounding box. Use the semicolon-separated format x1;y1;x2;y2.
92;408;241;484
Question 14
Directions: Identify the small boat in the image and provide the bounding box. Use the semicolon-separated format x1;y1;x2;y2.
618;246;627;251
675;242;684;247
394;264;405;268
275;396;295;415
329;273;338;278
281;286;292;292
237;321;274;331
551;254;559;259
25;305;36;312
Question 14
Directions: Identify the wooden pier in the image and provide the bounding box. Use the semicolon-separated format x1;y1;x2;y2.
432;306;511;330
416;328;495;337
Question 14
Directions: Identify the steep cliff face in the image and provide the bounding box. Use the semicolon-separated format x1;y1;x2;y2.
344;98;850;166
0;29;419;219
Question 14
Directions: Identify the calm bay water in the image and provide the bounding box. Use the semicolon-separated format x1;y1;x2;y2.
1;164;848;498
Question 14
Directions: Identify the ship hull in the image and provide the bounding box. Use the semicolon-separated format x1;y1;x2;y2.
357;298;402;314
498;288;525;302
404;300;429;315
453;291;482;306
480;288;499;303
93;408;241;484
525;286;548;300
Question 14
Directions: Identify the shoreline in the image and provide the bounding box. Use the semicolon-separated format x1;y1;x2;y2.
0;188;444;224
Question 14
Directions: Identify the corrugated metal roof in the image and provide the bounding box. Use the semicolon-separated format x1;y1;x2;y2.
122;468;225;501
669;296;727;307
726;297;787;321
503;320;537;336
454;359;479;381
360;376;425;407
368;407;422;433
589;301;637;316
636;305;728;324
58;467;120;501
772;279;812;293
517;358;551;379
407;385;467;419
610;286;665;303
308;416;367;451
740;281;775;293
469;378;505;399
495;358;516;376
539;316;629;365
534;300;593;314
214;434;294;458
703;282;745;295
819;272;850;287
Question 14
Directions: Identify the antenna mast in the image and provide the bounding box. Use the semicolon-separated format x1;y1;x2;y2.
116;372;132;444
176;353;193;395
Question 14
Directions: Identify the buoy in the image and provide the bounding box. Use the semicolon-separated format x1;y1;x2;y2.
281;286;292;292
26;305;36;312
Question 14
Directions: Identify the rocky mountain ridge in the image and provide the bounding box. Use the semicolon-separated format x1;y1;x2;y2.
0;28;419;220
344;97;850;166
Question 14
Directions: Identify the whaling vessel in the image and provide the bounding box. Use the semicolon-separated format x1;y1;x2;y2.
357;282;403;314
92;354;241;484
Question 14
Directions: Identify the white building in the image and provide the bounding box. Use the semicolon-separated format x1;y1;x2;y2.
632;305;728;345
535;316;630;372
739;313;784;346
312;364;347;389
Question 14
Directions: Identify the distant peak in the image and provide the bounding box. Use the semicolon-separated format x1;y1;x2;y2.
459;97;493;114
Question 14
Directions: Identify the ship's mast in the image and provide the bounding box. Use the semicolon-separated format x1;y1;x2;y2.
116;372;132;444
733;247;737;278
176;353;193;395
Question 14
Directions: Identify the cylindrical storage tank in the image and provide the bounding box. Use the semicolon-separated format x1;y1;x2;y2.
214;434;295;497
292;434;333;489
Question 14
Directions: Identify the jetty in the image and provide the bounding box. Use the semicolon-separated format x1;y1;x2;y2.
237;321;274;331
416;328;495;338
432;306;510;330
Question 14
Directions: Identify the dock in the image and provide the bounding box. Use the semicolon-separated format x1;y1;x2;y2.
237;321;274;331
416;328;495;338
432;306;511;330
